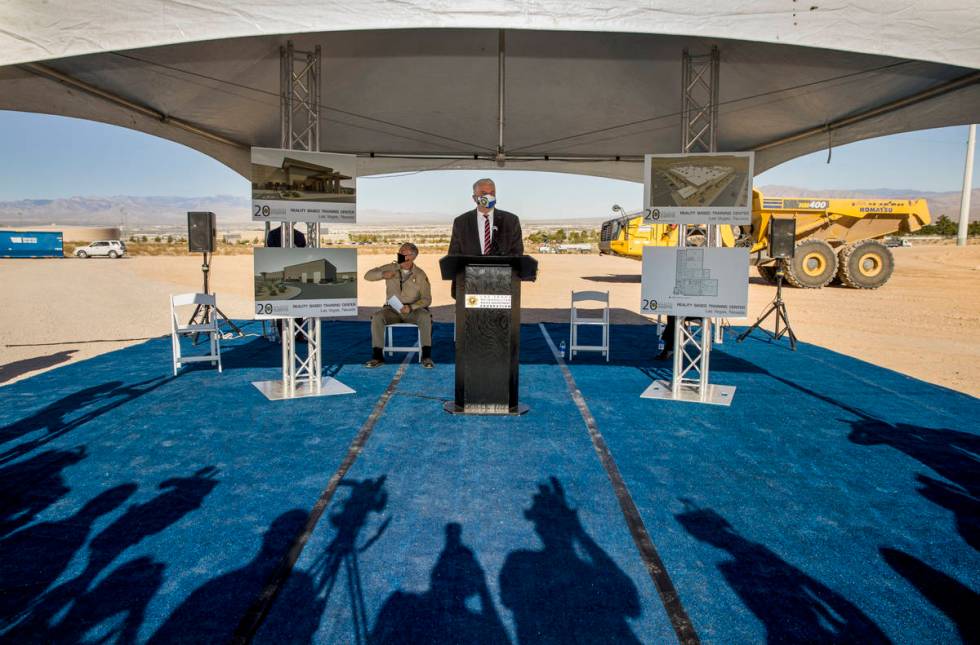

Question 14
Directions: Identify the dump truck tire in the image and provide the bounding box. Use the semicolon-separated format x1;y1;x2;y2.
757;265;778;284
838;240;894;289
785;239;837;288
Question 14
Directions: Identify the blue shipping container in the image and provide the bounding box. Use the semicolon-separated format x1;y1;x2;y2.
0;231;64;258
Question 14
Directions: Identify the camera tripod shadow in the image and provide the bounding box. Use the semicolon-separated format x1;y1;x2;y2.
259;476;391;645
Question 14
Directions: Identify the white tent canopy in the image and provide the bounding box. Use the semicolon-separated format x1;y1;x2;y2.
1;1;978;181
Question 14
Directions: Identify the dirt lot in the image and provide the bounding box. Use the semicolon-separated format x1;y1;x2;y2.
2;246;978;396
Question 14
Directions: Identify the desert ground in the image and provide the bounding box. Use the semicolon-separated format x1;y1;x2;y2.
2;246;978;396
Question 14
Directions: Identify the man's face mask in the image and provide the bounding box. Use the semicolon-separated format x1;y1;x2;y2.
475;193;496;209
397;252;409;264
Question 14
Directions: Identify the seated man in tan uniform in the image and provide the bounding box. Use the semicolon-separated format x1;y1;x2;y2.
364;242;434;368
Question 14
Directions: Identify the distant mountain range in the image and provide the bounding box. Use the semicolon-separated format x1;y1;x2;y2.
0;186;976;228
0;195;251;229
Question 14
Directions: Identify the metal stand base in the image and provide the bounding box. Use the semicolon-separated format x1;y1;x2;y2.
442;401;530;416
641;380;735;406
737;263;798;350
188;252;243;343
252;377;354;401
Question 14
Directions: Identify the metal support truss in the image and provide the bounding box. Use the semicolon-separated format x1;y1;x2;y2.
281;42;322;250
280;42;321;153
254;40;353;400
680;47;725;344
681;47;719;154
642;46;734;406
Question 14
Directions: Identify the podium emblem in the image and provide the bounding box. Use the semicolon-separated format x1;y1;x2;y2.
464;294;512;309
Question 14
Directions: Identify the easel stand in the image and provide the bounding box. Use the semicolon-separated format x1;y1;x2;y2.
737;260;798;350
188;252;243;341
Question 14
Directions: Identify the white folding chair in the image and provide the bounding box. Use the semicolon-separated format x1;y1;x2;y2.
384;323;422;363
170;293;223;375
569;290;610;361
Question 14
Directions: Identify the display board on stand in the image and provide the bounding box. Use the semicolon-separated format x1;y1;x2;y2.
642;152;753;226
253;248;357;319
250;147;357;224
249;141;358;401
640;246;749;319
639;149;753;407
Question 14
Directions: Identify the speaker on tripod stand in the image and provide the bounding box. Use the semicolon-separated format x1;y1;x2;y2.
185;212;242;338
769;215;796;262
737;216;798;349
188;211;216;254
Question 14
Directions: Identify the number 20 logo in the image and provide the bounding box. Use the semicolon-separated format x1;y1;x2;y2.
642;299;658;311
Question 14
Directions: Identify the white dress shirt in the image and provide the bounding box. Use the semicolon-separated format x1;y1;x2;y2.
477;208;495;254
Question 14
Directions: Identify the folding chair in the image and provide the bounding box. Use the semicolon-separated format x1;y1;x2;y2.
384;323;422;363
170;293;223;375
569;290;610;361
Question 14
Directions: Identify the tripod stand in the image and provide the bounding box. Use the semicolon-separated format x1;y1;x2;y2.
737;259;797;350
188;252;243;341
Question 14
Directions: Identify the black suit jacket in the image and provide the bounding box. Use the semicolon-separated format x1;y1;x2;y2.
447;209;524;299
448;209;524;257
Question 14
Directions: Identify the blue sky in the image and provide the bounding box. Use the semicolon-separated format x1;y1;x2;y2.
0;111;975;219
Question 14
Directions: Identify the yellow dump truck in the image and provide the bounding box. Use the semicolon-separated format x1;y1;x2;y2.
598;190;931;289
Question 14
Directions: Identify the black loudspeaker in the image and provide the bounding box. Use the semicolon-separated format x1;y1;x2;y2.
187;211;216;252
769;217;796;259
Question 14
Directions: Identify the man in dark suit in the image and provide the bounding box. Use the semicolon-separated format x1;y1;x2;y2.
448;178;523;297
449;178;524;257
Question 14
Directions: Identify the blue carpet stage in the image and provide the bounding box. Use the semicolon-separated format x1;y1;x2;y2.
0;321;977;643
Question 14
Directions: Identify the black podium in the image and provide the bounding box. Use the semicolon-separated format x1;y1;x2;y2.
439;255;538;415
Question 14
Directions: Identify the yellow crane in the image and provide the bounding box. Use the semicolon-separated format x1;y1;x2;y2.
599;189;931;289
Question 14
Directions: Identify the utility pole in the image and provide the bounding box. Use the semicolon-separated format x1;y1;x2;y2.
958;124;975;247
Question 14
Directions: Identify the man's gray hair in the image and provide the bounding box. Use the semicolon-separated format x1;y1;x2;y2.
472;178;495;193
400;242;419;256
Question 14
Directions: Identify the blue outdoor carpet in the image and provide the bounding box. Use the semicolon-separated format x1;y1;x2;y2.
0;320;976;644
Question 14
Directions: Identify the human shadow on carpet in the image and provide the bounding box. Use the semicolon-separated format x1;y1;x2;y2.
879;547;978;643
849;420;979;551
498;477;642;644
260;477;391;643
675;500;891;644
371;522;510;645
0;376;171;465
0;483;135;626
5;467;219;641
166;477;391;643
0;446;87;538
0;350;77;384
152;509;314;644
